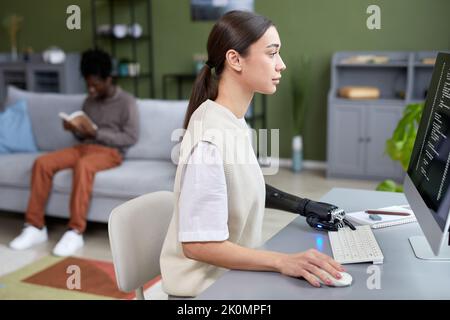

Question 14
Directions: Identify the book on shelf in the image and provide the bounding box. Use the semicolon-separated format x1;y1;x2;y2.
421;57;436;65
338;86;380;99
340;55;390;64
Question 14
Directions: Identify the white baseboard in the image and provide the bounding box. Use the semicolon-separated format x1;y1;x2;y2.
258;157;327;170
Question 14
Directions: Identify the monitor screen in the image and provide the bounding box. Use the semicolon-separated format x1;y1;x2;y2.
408;52;450;231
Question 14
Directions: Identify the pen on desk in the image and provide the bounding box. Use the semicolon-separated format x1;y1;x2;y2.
365;210;410;216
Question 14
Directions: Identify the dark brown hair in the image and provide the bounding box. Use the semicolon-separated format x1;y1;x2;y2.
183;10;274;129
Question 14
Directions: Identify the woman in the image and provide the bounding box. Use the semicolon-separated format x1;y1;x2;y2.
160;10;344;297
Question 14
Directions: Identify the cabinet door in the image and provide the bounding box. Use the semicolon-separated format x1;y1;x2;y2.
328;104;366;175
366;105;404;179
0;65;27;103
27;64;62;93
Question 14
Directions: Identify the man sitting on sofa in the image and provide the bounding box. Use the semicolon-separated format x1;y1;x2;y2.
9;49;139;256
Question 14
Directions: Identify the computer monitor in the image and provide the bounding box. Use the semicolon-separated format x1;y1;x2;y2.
404;51;450;260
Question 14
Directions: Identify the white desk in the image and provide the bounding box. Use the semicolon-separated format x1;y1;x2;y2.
198;188;450;299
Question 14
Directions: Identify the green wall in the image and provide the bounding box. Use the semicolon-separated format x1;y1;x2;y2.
1;0;449;160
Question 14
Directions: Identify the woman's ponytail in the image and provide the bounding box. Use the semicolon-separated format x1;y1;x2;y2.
183;64;218;129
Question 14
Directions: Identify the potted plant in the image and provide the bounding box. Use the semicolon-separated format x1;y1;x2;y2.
376;102;424;192
290;55;311;172
3;14;23;61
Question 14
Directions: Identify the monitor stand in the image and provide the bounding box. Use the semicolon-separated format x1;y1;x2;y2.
409;236;450;260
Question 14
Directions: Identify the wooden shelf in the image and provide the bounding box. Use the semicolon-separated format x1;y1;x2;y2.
331;97;407;105
114;73;152;79
95;35;151;41
336;62;408;68
414;63;435;68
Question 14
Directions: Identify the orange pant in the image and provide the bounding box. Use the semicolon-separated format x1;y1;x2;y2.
25;144;123;233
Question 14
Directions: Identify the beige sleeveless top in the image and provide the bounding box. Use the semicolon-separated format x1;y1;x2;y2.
160;99;266;297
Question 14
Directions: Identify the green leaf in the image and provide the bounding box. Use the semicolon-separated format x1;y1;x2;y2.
376;180;398;192
384;102;424;170
376;180;403;193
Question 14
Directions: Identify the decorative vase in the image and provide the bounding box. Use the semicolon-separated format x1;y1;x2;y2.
292;135;303;173
11;46;18;61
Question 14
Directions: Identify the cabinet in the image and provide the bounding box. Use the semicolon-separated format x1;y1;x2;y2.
365;105;404;178
327;51;440;181
328;104;366;176
0;53;85;103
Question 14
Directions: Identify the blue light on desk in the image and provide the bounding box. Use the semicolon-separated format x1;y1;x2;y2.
315;236;324;252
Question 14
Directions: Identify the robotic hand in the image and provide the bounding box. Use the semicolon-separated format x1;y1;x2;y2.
265;184;355;232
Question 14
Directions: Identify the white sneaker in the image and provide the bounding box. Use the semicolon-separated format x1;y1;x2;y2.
9;225;48;250
52;230;84;257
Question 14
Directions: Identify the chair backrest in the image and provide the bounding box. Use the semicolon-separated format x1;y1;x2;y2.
108;191;174;297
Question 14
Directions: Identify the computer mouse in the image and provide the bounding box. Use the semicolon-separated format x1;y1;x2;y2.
312;271;353;287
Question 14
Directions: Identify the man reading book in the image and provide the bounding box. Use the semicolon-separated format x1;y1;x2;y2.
9;49;139;256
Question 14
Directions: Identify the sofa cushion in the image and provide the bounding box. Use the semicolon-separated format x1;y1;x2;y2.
0;99;38;154
52;160;176;198
0;153;43;188
5;86;85;151
126;99;187;161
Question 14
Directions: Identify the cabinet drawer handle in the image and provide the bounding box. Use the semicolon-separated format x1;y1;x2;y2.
358;137;365;143
366;137;372;143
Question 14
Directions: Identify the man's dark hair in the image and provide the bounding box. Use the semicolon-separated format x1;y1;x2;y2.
80;49;113;79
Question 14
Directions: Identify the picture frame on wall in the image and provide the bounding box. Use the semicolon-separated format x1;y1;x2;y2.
191;0;254;21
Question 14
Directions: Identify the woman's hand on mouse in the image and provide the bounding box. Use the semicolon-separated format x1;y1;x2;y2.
275;248;345;287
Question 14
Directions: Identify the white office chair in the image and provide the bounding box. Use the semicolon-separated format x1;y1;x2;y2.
108;191;174;300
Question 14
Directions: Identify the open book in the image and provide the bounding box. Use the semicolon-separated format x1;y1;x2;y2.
346;205;417;229
59;111;98;132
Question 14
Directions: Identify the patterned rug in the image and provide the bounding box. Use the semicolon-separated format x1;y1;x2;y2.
0;255;161;300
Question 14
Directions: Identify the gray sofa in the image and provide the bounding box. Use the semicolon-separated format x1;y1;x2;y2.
0;86;187;223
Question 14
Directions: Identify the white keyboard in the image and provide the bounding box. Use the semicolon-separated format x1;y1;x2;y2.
328;225;384;264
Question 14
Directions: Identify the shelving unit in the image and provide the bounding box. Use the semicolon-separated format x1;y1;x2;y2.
0;53;85;103
91;0;154;98
327;51;442;181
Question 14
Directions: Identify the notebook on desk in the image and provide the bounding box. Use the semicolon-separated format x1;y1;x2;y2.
346;205;417;229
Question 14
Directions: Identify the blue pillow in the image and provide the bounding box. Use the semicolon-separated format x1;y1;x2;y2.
0;99;38;154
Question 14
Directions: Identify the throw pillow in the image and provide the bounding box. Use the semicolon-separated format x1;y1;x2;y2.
0;99;38;154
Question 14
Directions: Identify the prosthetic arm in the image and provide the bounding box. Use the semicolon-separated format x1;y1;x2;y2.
265;184;355;232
